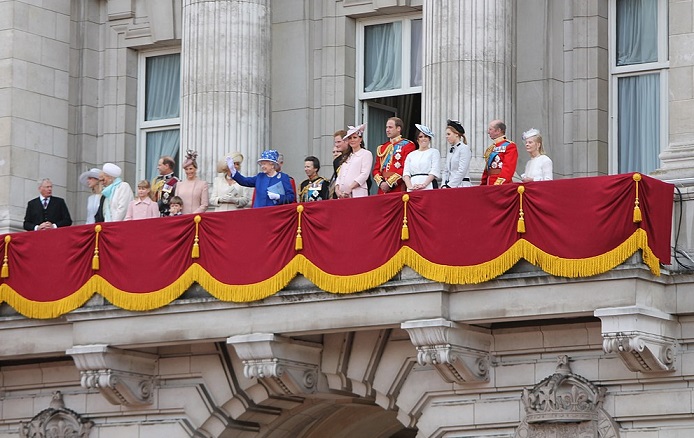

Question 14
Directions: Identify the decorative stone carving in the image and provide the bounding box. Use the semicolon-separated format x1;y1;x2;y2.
595;306;677;373
401;318;491;383
227;333;322;396
20;391;93;438
66;344;157;406
521;355;606;424
516;356;620;437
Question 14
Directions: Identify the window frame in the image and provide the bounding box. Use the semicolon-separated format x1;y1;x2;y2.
137;47;182;181
356;13;423;101
608;0;669;174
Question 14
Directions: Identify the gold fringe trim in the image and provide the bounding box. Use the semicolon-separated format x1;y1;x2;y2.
1;235;10;278
0;230;660;318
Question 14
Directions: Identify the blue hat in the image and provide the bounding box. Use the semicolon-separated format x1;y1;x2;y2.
258;149;279;165
415;124;435;138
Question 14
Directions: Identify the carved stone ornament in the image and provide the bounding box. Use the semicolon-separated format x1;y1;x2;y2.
20;391;93;438
227;333;322;396
595;306;677;373
66;344;157;406
401;318;492;383
521;355;606;424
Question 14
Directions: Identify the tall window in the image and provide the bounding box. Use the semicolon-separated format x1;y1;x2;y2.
357;15;423;187
138;50;181;181
358;15;422;99
610;0;668;174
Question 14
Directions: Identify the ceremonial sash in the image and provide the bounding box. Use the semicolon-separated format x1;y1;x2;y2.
380;139;410;171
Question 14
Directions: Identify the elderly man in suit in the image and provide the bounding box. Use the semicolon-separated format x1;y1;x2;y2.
23;178;72;231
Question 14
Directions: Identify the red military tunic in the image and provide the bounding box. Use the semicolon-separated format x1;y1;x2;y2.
372;136;416;194
481;136;518;185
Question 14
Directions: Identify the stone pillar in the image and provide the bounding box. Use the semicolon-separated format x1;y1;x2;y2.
656;0;694;182
180;0;271;180
422;0;514;181
0;1;72;233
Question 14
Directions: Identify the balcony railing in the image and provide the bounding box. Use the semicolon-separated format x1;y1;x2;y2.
0;173;674;319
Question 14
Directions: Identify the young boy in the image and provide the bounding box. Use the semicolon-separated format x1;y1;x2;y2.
169;196;183;216
124;180;160;220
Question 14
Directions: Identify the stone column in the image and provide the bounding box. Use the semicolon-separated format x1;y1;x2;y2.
181;0;271;180
422;0;514;181
656;0;694;182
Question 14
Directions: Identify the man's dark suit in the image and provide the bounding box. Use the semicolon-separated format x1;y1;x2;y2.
23;197;72;231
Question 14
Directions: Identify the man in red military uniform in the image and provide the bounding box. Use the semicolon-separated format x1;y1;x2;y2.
481;119;518;185
373;117;416;194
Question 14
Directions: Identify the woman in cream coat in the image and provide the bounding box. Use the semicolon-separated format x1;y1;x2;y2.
210;152;252;211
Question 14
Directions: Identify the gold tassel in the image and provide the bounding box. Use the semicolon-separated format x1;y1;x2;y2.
517;186;526;234
295;205;304;251
1;235;11;278
92;225;101;271
192;215;201;259
633;173;642;223
401;194;410;241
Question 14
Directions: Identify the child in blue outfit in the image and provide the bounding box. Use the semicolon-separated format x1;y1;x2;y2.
227;149;296;208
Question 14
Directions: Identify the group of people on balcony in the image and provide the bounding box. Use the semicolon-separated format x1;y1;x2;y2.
22;117;553;231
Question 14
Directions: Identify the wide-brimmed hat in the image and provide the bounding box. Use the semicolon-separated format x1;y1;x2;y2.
343;124;366;140
447;119;465;135
415;124;434;138
218;152;244;173
258;149;279;165
102;163;122;178
79;168;101;187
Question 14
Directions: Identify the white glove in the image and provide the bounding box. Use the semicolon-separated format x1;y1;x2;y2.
267;191;280;201
225;157;237;177
220;193;236;203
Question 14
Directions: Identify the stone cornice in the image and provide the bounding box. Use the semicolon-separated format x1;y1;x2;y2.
66;344;157;406
227;333;322;397
596;306;678;373
402;318;491;383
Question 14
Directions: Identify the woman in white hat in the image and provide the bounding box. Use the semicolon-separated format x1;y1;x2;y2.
176;150;209;214
210;151;251;211
78;168;103;224
520;128;553;182
403;124;442;191
100;162;134;222
335;124;372;198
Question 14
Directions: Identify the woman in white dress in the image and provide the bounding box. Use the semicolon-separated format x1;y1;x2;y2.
78;168;103;224
403;124;441;191
441;119;472;188
210;151;252;211
520;128;553;182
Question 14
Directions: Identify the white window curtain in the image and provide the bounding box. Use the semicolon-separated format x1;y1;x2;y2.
410;19;423;87
146;129;180;181
616;0;657;66
364;22;402;92
618;73;660;173
145;53;181;120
